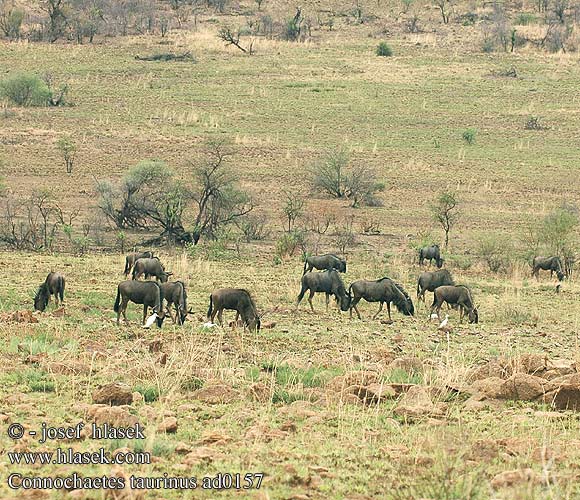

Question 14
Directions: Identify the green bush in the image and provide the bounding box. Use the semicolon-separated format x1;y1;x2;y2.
134;384;160;402
462;128;477;145
0;74;51;106
275;230;305;259
515;13;536;25
476;233;512;273
376;42;393;57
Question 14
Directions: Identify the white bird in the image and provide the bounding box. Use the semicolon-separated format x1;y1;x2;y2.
438;314;449;330
430;313;439;320
202;321;217;328
143;313;158;329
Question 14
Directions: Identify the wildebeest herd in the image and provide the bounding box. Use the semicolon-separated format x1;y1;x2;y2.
32;246;570;330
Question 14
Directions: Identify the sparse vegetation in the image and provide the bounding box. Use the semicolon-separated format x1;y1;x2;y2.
376;41;393;57
0;74;51;106
431;191;461;249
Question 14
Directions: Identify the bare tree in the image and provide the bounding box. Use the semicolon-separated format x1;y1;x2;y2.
39;0;68;42
281;191;304;232
57;135;77;173
435;0;451;24
217;26;254;54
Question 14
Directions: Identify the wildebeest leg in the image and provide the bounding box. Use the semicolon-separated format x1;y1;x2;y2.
308;291;315;313
120;299;129;324
217;309;224;326
143;305;148;325
372;302;384;320
210;307;218;324
325;293;330;311
350;297;361;319
386;302;392;322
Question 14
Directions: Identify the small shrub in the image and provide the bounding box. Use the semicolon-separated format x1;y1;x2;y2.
376;42;393;57
446;254;473;270
180;376;204;391
515;12;537;25
0;74;51;106
238;214;269;242
275;230;306;259
524;116;548;130
462;128;477;145
476;233;512;273
482;38;495;52
17;369;55;393
134;384;160;402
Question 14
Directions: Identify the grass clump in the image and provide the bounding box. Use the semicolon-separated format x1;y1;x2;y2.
134;384;160;402
376;42;393;57
0;74;51;106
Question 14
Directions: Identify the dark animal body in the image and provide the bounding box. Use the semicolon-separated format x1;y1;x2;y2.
34;272;65;312
418;244;443;268
297;270;351;312
430;285;478;323
160;281;191;325
303;254;347;275
348;278;414;321
532;256;564;281
416;269;455;303
124;251;154;276
132;257;171;282
207;288;260;332
114;280;165;327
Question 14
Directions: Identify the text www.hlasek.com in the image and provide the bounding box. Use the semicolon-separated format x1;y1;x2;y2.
8;448;150;466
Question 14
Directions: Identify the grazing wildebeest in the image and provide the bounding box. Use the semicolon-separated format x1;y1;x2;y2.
303;254;347;275
124;251;154;277
296;270;351;312
430;285;478;324
161;281;192;325
348;277;414;321
207;288;260;332
34;272;65;312
418;244;444;268
416;269;455;304
113;280;165;327
532;256;565;281
132;257;172;283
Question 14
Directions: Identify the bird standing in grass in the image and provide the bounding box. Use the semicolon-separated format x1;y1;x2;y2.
438;314;452;333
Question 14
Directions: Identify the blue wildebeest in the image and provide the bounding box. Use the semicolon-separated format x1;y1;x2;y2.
430;285;478;324
532;256;565;281
34;272;65;312
418;244;444;268
303;254;347;275
297;270;351;312
161;281;191;325
416;269;455;304
207;288;260;332
132;257;172;282
348;277;414;321
114;280;165;327
124;251;154;277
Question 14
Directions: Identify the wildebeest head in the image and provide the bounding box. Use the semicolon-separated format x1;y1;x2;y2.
151;307;166;328
178;306;193;325
159;271;173;283
34;284;49;312
338;289;351;311
338;259;347;273
468;307;479;324
436;257;445;268
556;270;565;282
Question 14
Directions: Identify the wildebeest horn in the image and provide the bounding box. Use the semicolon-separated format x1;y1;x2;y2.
166;272;173;276
187;308;193;314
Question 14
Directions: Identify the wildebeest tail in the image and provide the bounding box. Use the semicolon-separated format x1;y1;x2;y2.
207;294;213;319
302;258;309;276
124;256;131;276
113;286;121;313
58;276;65;302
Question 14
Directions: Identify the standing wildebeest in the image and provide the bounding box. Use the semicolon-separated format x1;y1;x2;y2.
418;244;444;268
114;280;165;327
417;269;455;304
430;285;478;324
124;251;154;276
161;281;192;325
296;270;351;312
132;257;172;282
34;272;65;312
532;256;565;281
348;277;414;321
303;254;347;275
207;288;260;332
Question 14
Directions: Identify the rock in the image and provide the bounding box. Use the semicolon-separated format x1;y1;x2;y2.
174;442;192;454
500;374;548;401
92;383;133;406
543;383;580;411
393;386;445;420
327;371;379;392
91;406;139;429
249;382;271;403
511;353;548;376
45;361;89;376
132;392;144;404
261;321;276;329
157;353;167;366
183;447;218;465
24;353;47;365
491;468;543;489
469;377;506;399
157;417;178;434
542;359;576;380
51;307;66;317
1;310;39;324
192;382;238;405
468;360;511;381
199;430;232;446
351;383;396;404
388;356;423;374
